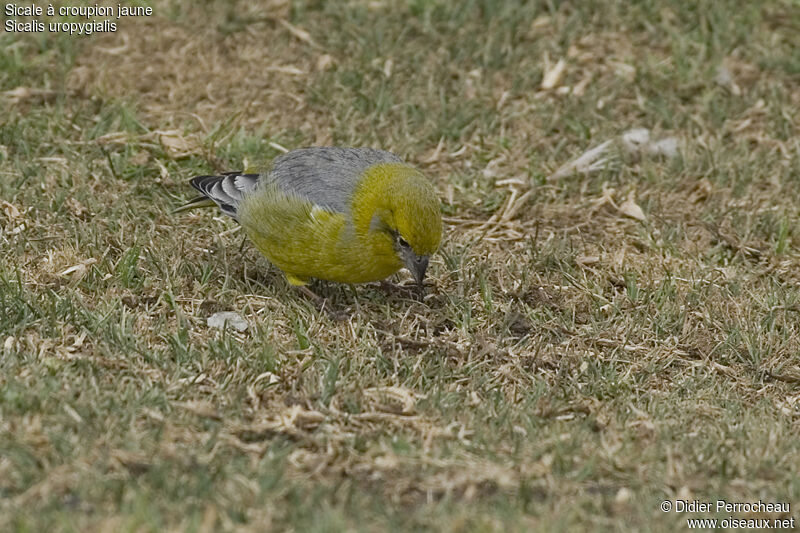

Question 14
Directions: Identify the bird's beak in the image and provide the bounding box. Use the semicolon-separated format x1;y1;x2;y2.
403;252;429;288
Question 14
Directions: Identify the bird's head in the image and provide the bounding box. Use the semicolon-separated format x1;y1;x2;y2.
390;190;442;286
362;164;442;287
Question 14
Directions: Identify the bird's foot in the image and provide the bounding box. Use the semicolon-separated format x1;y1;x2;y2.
297;286;349;321
379;280;426;300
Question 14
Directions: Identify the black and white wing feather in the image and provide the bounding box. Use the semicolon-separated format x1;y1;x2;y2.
187;172;260;220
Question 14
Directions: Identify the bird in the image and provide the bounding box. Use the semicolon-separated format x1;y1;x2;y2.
177;147;442;301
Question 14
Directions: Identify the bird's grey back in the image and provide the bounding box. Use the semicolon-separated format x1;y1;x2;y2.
263;147;405;213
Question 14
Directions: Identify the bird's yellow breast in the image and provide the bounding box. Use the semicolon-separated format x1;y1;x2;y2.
237;181;402;285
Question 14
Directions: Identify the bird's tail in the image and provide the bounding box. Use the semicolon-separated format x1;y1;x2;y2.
174;172;260;220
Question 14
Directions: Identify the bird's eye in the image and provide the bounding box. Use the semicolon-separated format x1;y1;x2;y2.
397;236;410;249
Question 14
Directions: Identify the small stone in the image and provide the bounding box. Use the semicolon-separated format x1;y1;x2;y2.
207;311;248;332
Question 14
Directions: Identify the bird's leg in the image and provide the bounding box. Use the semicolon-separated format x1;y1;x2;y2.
297;285;348;321
297;285;324;306
379;279;426;300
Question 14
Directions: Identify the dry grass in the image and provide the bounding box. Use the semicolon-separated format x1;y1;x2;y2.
2;0;800;531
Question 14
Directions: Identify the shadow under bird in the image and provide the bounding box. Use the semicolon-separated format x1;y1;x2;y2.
177;147;443;300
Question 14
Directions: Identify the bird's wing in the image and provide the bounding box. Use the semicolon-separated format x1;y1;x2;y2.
187;171;261;219
263;147;404;213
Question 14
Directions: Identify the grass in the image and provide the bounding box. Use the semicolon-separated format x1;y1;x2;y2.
2;0;800;530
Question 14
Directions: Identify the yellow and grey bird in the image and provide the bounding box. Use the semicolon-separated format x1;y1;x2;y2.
178;147;442;292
